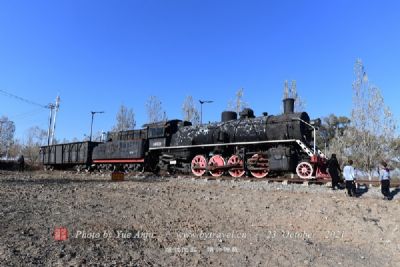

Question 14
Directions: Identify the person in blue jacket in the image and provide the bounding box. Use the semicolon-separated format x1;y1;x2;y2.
379;161;391;200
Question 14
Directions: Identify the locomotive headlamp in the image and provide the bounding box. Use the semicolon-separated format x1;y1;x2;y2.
310;119;321;127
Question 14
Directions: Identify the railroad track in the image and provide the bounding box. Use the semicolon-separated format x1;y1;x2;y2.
48;169;400;188
180;175;400;188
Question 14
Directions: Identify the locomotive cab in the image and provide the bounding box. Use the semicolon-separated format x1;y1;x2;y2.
146;119;191;149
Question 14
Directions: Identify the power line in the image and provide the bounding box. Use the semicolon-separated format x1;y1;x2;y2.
0;89;49;109
9;108;46;120
0;89;61;145
14;108;44;118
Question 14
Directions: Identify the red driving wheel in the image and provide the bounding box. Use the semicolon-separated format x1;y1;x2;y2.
296;161;313;179
191;155;207;176
249;154;269;178
208;155;225;177
227;155;245;178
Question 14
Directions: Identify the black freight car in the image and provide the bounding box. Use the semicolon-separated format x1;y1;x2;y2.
40;141;100;170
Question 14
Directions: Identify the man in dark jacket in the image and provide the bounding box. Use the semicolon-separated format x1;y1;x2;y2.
17;155;25;172
327;154;341;190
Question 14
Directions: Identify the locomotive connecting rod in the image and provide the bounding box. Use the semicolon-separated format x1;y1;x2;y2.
192;164;268;171
192;164;241;171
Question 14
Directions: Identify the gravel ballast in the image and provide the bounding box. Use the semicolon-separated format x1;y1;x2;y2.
1;171;399;266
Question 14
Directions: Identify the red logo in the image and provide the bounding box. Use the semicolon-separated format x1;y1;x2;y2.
54;227;68;241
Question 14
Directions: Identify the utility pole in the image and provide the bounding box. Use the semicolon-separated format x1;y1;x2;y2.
199;100;213;125
90;111;104;141
47;95;61;145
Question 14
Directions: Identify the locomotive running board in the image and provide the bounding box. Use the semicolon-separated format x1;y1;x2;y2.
92;159;145;163
149;139;299;151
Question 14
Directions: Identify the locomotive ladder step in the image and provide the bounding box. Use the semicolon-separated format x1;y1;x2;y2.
317;148;326;159
295;140;326;159
295;140;314;157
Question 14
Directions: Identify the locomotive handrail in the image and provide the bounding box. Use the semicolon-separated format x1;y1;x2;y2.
149;139;299;150
150;139;323;156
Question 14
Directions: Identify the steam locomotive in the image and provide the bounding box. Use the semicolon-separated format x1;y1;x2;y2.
40;98;330;179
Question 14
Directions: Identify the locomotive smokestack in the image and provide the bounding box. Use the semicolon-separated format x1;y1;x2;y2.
283;98;295;114
221;111;237;122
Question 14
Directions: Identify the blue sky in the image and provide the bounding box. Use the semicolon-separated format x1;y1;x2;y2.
1;0;399;141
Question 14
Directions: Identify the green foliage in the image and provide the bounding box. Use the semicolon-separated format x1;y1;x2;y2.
317;114;351;149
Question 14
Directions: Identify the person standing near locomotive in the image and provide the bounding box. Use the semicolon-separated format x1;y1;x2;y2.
343;159;356;197
327;154;341;190
379;161;391;200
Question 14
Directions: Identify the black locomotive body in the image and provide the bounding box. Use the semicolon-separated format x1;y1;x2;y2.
148;98;326;178
40;98;329;179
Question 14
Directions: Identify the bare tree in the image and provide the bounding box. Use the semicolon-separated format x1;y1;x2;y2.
282;80;306;112
146;96;166;123
392;138;400;167
326;126;351;164
7;139;23;158
113;104;136;131
182;96;200;125
22;126;47;165
290;80;306;112
0;116;15;158
283;80;289;99
329;59;397;178
227;88;247;113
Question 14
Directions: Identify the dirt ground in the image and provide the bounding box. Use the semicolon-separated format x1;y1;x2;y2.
0;170;399;267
